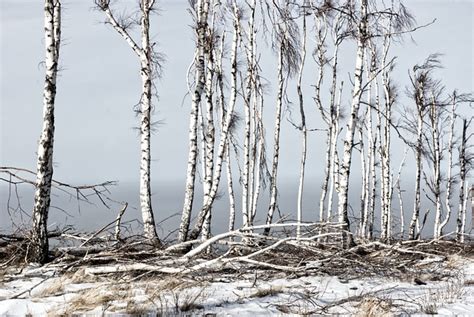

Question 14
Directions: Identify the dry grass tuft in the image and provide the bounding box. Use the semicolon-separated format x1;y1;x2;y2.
419;277;465;315
66;287;115;314
174;289;206;312
356;297;393;317
125;300;152;315
34;277;66;298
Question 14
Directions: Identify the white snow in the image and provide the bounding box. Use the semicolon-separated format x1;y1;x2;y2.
1;258;474;316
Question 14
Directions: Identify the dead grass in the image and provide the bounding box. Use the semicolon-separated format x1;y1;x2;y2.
125;300;152;315
418;276;465;314
356;297;393;317
250;285;284;298
34;277;66;298
64;287;117;314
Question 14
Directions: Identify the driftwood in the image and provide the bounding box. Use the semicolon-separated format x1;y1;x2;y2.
2;219;470;287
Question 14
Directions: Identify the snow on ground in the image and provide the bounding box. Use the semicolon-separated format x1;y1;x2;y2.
1;257;474;316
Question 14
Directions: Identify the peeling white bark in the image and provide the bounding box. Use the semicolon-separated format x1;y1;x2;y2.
408;81;425;240
265;45;284;235
337;0;368;247
179;0;210;242
296;10;308;239
456;119;468;242
439;93;456;235
188;2;240;240
98;0;159;242
431;96;442;239
242;0;257;228
31;0;61;263
139;1;158;242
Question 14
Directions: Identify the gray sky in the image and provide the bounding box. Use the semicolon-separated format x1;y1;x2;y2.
1;0;473;188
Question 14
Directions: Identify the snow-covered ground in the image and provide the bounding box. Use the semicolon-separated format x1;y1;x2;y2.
1;257;473;316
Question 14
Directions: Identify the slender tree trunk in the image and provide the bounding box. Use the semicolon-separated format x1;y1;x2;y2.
188;2;240;240
179;0;209;242
358;121;367;238
215;32;237;233
264;45;284;235
314;16;330;223
430;96;442;239
251;87;267;223
328;83;343;221
380;58;393;242
456;119;467;242
440;93;456;235
30;0;61;264
361;48;374;239
139;2;158;242
337;0;368;247
296;10;307;239
96;0;160;242
408;82;425;240
250;90;265;224
226;145;236;232
201;15;217;241
394;149;408;239
242;0;256;228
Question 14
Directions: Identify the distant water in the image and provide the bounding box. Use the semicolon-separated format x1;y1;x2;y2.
0;179;471;240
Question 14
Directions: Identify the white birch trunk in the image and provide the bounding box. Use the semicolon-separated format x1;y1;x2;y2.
358;122;367;238
337;0;368;246
408;82;425;240
456;119;468;242
30;0;61;263
226;145;236;232
139;1;158;242
242;0;256;228
264;45;284;235
179;0;209;242
296;11;307;239
430;97;442;239
380;57;393;242
250;90;265;224
439;94;456;234
315;16;330;223
188;3;240;240
98;0;159;242
360;49;374;239
215;32;236;234
327;83;343;221
201;17;216;241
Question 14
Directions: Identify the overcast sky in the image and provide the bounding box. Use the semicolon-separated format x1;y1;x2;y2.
1;0;473;189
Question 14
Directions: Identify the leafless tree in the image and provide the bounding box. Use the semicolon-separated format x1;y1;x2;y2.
457;117;473;242
187;0;242;241
337;0;368;247
179;0;210;242
264;0;301;235
29;0;61;263
95;0;161;243
405;54;441;240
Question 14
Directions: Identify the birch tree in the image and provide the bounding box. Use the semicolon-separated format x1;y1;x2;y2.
179;0;210;242
187;0;241;241
406;55;441;240
95;0;160;242
264;0;301;235
428;92;444;239
456;118;472;242
296;3;308;239
337;0;368;247
29;0;61;264
439;91;457;235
